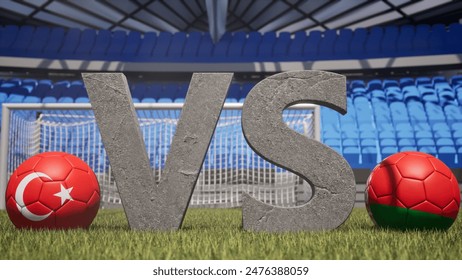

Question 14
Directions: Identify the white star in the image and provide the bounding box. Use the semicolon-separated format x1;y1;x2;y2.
54;184;74;205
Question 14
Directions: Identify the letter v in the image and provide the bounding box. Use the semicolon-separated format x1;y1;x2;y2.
82;73;233;230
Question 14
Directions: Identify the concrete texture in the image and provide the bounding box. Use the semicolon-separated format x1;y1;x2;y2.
83;72;232;231
241;70;356;232
83;73;156;230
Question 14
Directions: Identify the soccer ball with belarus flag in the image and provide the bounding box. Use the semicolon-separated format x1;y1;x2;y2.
5;152;100;229
366;151;460;230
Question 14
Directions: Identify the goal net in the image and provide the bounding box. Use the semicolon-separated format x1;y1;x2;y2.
0;103;319;209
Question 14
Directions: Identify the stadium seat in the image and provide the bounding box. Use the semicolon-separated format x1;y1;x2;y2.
59;28;81;58
213;32;233;59
91;30;111;59
381;146;398;159
197;33;214;59
318;29;337;59
136;32;157;60
343;147;360;168
429;24;446;54
258;32;277;60
273;32;291;60
242;32;261;60
42;27;65;58
7;25;35;56
334;29;352;58
288;31;307;59
106;30;127;60
228;32;246;58
381;26;399;57
26;26;50;57
121;31;141;60
396;25;414;56
412;24;430;55
407;101;427;123
447;23;462;53
349;28;367;58
153;32;173;60
0;25;19;53
183;32;202;58
362;146;378;168
438;146;458;168
74;29;97;59
365;26;383;57
303;30;321;59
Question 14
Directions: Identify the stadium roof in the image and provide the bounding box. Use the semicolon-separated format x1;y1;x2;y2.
1;0;462;40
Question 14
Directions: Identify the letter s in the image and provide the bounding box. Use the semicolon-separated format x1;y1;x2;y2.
241;70;356;232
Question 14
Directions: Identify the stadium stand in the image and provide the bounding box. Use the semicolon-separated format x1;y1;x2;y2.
1;23;461;62
0;74;461;169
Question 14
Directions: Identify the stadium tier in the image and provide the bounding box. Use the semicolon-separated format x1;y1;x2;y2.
1;76;461;170
1;23;462;62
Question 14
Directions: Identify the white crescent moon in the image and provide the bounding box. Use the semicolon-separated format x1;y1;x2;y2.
15;172;53;222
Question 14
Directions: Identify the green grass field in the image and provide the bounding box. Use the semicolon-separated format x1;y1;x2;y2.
0;208;461;259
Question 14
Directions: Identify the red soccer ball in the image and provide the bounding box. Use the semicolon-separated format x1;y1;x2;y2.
5;152;100;229
366;151;460;230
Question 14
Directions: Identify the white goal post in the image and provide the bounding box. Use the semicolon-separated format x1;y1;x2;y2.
0;102;320;209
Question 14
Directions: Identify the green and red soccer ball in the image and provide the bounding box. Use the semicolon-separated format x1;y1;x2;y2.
366;151;460;230
5;152;100;229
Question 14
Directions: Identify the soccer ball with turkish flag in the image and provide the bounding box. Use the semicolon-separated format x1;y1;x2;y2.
5;152;100;229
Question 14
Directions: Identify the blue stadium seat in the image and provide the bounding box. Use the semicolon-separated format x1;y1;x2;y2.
379;130;395;140
413;24;431;55
438;146;458;168
429;24;446;54
213;32;232;59
182;32;202;59
258;32;276;60
400;77;415;87
365;27;383;57
407;101;427;123
447;23;462;53
121;31;141;60
242;32;261;60
91;30;111;59
396;25;414;56
6;26;34;56
318;29;337;59
419;146;437;156
367;79;382;91
273;32;291;60
349;28;367;58
362;146;378;168
197;33;214;59
42;27;65;58
303;30;321;59
228;32;246;58
74;29;96;59
0;25;19;53
136;32;157;60
390;102;409;124
380;138;397;147
398;138;416;148
343;146;360;168
334;29;352;58
106;30;127;60
381;146;398;159
288;31;307;59
59;28;81;58
425;102;446;124
381;26;399;57
153;32;173;60
26;26;50;57
403;85;420;102
166;32;186;59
